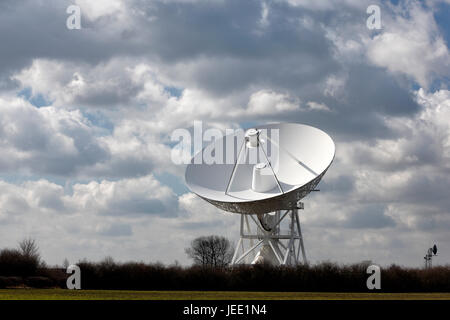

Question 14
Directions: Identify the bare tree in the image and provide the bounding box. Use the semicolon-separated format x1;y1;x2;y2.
18;238;40;262
185;235;233;268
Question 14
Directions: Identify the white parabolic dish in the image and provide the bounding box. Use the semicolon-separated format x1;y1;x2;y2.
185;123;335;215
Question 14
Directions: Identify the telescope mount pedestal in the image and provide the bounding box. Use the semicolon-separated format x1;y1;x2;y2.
231;205;307;266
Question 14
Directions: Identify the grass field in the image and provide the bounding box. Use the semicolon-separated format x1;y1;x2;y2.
0;289;450;300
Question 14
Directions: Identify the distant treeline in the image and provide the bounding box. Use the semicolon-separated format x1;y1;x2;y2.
0;242;65;289
74;261;450;292
1;252;450;292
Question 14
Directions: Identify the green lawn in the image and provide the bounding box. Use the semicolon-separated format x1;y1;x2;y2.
0;289;450;300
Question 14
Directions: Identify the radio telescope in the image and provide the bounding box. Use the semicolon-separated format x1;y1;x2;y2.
185;123;335;266
424;244;438;268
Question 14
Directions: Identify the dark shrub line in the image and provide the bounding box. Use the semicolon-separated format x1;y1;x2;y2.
72;261;450;292
1;245;450;291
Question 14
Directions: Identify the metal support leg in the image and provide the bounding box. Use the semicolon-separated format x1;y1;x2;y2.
231;206;308;266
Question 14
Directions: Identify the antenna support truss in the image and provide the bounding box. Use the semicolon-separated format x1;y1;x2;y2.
231;206;307;266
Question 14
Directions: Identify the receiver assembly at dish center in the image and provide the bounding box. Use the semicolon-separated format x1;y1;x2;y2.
185;123;335;266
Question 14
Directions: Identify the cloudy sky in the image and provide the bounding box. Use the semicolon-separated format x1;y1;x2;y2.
0;0;449;267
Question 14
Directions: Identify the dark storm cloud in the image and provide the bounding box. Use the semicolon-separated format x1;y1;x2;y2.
248;64;421;142
1;0;420;141
131;0;420;140
0;2;85;72
89;157;156;179
75;83;143;107
343;65;421;116
134;0;343;97
320;174;355;195
98;222;133;237
0;0;437;182
0;1;335;105
341;204;396;229
101;198;178;217
395;173;450;208
35;190;65;211
111;198;167;215
0;0;143;93
138;0;332;61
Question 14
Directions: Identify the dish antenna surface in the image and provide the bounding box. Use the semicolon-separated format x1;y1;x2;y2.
185;123;335;266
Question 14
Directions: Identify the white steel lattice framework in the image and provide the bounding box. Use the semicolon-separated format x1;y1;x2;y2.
231;206;307;266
